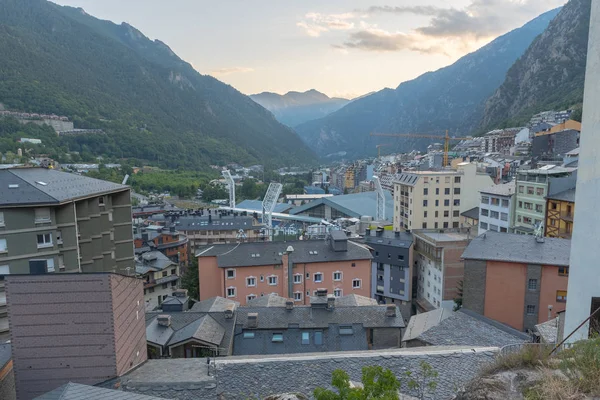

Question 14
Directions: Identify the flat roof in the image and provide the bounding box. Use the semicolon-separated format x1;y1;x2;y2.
414;230;473;243
480;181;516;196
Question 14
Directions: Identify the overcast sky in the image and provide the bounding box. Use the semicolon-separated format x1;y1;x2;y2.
52;0;564;99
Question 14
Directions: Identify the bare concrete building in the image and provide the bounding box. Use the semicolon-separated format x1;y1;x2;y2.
5;273;147;400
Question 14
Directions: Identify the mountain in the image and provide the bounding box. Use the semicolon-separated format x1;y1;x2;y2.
250;90;350;127
481;0;591;128
294;8;561;158
0;0;315;169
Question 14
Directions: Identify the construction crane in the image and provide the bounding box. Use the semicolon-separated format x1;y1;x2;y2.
376;144;392;157
370;131;473;167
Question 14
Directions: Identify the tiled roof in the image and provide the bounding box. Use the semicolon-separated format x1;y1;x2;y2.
190;297;239;312
135;251;175;274
546;188;576;203
34;382;163;400
535;317;559;344
460;207;480;220
0;168;128;206
168;315;225;347
461;231;570;267
405;309;530;347
333;294;378;307
246;293;289;307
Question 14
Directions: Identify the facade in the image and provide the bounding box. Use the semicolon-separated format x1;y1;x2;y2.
545;188;576;239
233;293;404;355
393;163;495;232
532;129;579;158
0;168;134;276
462;231;570;332
197;232;372;305
478;181;516;235
285;194;333;207
5;273;147;399
135;251;180;310
364;228;414;305
413;230;472;312
134;226;189;265
514;166;577;234
0;281;6;342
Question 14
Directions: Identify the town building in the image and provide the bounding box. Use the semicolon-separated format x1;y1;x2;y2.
364;228;413;309
413;230;473;312
134;226;189;265
290;191;393;222
135;251;180;310
233;292;404;355
0;281;6;342
393;163;494;232
478;181;516;235
548;119;582;134
5;273;147;399
402;308;530;348
514;166;577;234
196;231;372;305
462;231;570;332
545;188;576;240
0;168;134;275
532;129;579;159
460;207;479;230
284;194;333;207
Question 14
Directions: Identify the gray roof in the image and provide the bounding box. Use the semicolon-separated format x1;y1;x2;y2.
461;231;570;267
190;297;239;312
246;293;290;307
460;207;480;220
168;314;225;347
34;382;164;400
290;191;394;221
175;215;256;232
535;317;559;344
403;308;452;341
404;309;530;347
0;343;10;370
236;199;293;213
364;229;413;248
333;294;378;307
0;168;128;207
546;188;576;203
135;251;176;274
480;181;516;196
236;304;405;329
161;295;189;307
196;239;372;268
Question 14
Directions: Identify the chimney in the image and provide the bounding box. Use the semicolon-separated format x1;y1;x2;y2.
317;288;328;297
285;299;294;311
173;289;188;298
170;226;176;233
247;312;258;328
376;228;384;237
157;315;171;327
366;228;371;236
386;304;397;318
395;231;400;238
327;295;335;311
224;309;234;319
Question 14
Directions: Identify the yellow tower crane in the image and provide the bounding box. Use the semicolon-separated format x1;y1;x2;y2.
376;144;392;157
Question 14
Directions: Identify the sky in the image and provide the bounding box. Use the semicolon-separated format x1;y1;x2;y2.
53;0;565;99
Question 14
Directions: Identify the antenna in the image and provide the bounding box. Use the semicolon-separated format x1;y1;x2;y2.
373;176;385;221
221;170;236;208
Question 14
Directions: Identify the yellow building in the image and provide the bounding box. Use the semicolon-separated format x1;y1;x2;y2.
545;188;575;239
536;119;582;136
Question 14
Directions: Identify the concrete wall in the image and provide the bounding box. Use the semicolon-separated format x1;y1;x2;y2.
463;259;487;315
523;265;542;331
540;265;569;324
372;327;401;349
565;0;600;341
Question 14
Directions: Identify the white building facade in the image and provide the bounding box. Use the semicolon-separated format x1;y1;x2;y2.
478;182;516;235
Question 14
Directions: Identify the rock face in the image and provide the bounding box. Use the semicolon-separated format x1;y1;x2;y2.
455;370;545;400
293;9;559;158
481;0;591;128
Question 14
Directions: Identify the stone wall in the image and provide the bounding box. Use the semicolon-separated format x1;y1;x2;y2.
463;260;487;314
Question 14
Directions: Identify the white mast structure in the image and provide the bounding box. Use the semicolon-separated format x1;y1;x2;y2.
221;170;236;208
262;182;283;231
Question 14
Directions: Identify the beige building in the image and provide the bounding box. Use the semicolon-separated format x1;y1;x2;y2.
393;163;495;232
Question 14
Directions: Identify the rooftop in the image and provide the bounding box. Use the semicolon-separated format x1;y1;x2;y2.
535;317;560;344
546;188;576;203
236;199;293;214
289;191;394;221
34;382;164;400
0;342;10;370
173;215;256;232
460;207;480;220
480;181;516;196
364;229;413;249
414;230;473;243
461;231;570;267
518;165;576;176
135;251;176;275
0;168;128;207
190;296;239;313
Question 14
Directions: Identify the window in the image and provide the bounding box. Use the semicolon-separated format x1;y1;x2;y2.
339;326;353;335
444;210;449;218
333;272;342;281
108;211;113;222
398;254;404;261
454;177;461;183
453;222;459;228
526;305;536;315
227;287;236;297
535;204;544;214
0;265;9;275
444;188;450;195
98;196;105;206
171;280;177;287
294;292;302;301
480;222;488;229
436;188;439;195
500;227;508;232
524;202;533;210
260;275;264;282
454;188;460;195
0;239;6;253
268;276;278;285
162;283;168;289
272;333;284;342
37;233;53;248
301;332;310;345
454;199;460;206
527;187;534;195
536;188;544;196
443;222;449;229
306;272;310;278
422;222;427;229
490;198;499;206
501;213;508;221
558;267;569;277
334;288;342;297
314;273;323;283
423;188;428;195
293;274;302;284
528;279;537;290
0;212;4;227
243;331;255;339
352;279;361;289
518;201;523;209
226;269;235;279
424;211;428;218
444;199;450;207
423;200;428;207
481;209;489;217
34;208;51;224
523;216;533;224
247;294;256;302
490;211;499;219
453;210;459;217
556;290;567;302
481;196;489;204
435;211;438;218
518;185;524;194
247;277;256;287
162;271;168;277
314;331;323;345
502;199;509;208
434;222;438;229
435;200;439;207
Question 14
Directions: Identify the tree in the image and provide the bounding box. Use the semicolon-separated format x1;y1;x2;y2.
405;361;439;400
180;258;199;300
453;280;464;311
314;366;401;400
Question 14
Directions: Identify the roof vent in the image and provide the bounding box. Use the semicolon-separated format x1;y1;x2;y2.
157;315;171;327
386;304;397;318
285;299;294;311
8;184;18;189
35;181;48;186
247;312;258;328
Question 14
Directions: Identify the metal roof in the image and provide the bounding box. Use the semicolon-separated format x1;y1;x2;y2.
0;168;128;207
546;188;576;203
290;191;393;221
461;231;570;267
460;207;480;220
34;382;164;400
175;215;256;232
236;200;293;214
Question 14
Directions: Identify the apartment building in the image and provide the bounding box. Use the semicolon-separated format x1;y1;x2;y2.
478;181;516;235
462;231;570;332
393;163;495;232
134;226;189;264
135;251;180;310
0;168;134;275
177;215;263;253
196;231;372;305
514;166;577;234
413;230;472;312
545;188;576;240
364;228;414;307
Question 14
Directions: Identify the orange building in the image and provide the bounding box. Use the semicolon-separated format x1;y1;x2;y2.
135;227;189;265
462;231;570;332
197;231;373;305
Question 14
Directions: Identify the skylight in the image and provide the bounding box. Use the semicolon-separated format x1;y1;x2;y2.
35;181;48;186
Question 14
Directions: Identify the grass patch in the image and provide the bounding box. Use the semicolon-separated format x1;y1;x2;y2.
482;344;553;376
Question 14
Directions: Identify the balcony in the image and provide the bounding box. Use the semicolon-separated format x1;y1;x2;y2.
561;212;574;222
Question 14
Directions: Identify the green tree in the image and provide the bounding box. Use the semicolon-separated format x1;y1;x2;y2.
181;258;199;300
405;362;439;400
314;366;401;400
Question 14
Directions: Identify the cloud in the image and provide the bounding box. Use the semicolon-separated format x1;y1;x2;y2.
340;28;448;54
210;67;255;76
297;12;356;37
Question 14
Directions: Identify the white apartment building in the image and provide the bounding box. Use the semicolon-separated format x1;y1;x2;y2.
478;181;516;235
393;163;495;232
